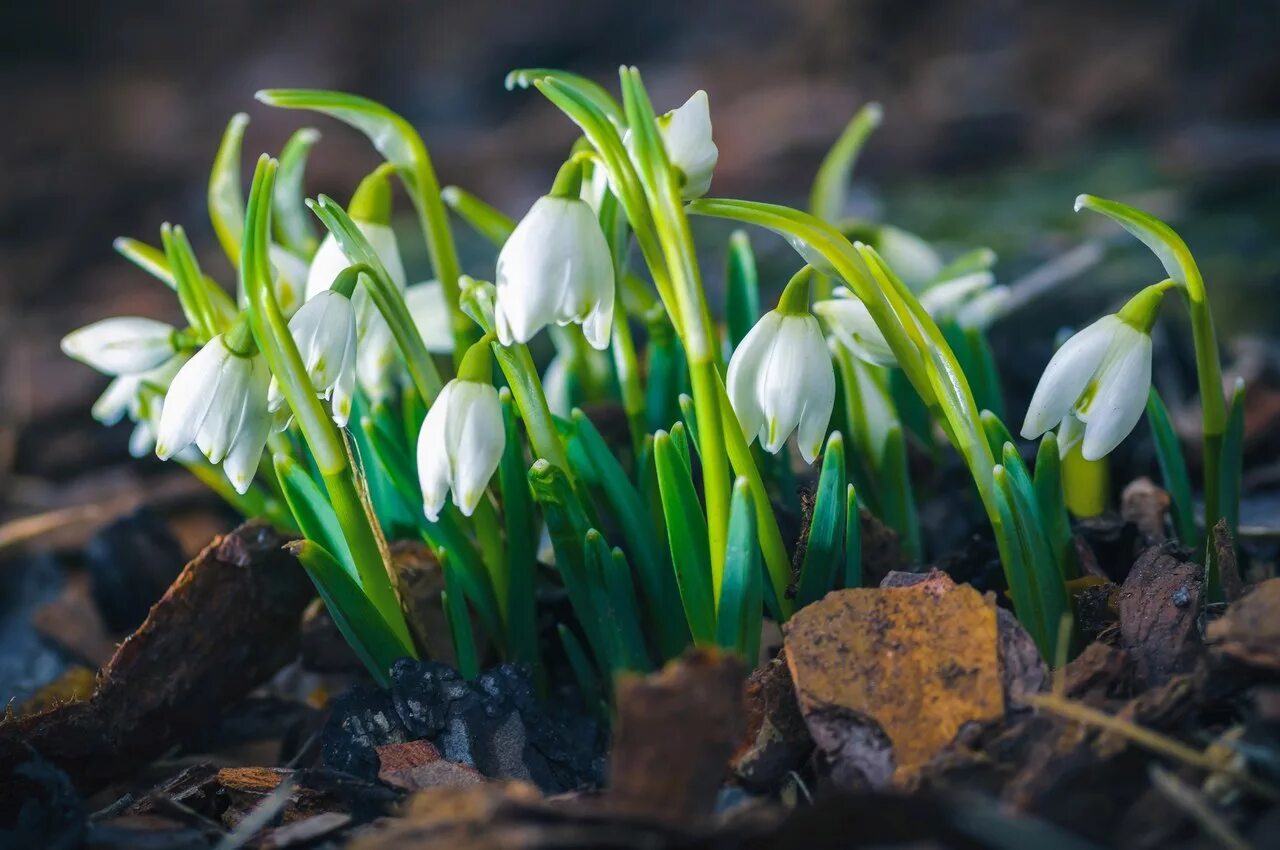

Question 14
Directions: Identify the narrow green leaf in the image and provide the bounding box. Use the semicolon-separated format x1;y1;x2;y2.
993;466;1049;657
274;454;357;583
935;247;997;281
161;224;227;339
584;531;651;673
645;315;687;433
441;185;516;247
114;237;237;316
724;230;760;355
208;113;249;266
843;484;862;589
1219;378;1246;540
796;432;847;606
557;624;605;714
717;478;762;662
273;127;322;259
1002;443;1070;657
669;421;692;472
505;68;625;126
963;327;1005;420
442;570;479;680
810;102;883;223
879;424;921;562
677;393;700;454
980;410;1018;461
289;539;415;687
568;410;688;658
499;390;538;667
1032;432;1078;581
1146;388;1196;545
653;430;716;645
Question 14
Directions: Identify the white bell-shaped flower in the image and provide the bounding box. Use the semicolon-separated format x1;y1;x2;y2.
1021;281;1172;461
918;272;996;322
305;221;407;311
62;317;177;375
416;340;505;521
494;195;615;350
813;287;896;367
155;329;272;494
727;270;835;464
656;90;718;201
956;285;1010;331
353;280;454;403
268;289;358;427
405;280;455;355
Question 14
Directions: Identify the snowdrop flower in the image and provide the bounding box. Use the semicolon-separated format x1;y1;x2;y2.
268;289;358;427
1021;280;1173;461
654;90;718;201
417;339;505;521
494;194;614;350
405;281;454;355
305;221;407;310
156;326;272;494
813;287;896;367
956;285;1010;331
727;268;835;464
269;244;309;317
62;317;178;375
918;272;995;322
353;280;454;403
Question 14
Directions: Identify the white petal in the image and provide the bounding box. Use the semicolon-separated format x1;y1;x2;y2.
448;382;505;516
417;383;456;522
1020;316;1120;439
919;272;993;321
222;358;272;494
1080;329;1152;460
726;313;780;446
269;244;309;317
92;376;142;426
1056;412;1085;458
542;353;572;418
957;285;1010;330
792;319;836;464
405;281;454;354
876;225;941;290
195;351;253;464
659;90;718;200
304;222;406;303
356;311;400;403
155;338;233;459
756;315;816;453
813;297;896;366
62;317;175;375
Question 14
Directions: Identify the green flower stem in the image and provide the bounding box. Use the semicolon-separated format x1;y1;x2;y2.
599;189;648;457
162;224;225;340
620;67;732;585
491;340;576;488
1075;195;1227;545
255;89;473;364
242;155;406;640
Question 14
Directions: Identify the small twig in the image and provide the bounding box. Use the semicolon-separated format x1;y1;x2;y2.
214;776;297;850
1024;692;1280;802
1149;765;1254;850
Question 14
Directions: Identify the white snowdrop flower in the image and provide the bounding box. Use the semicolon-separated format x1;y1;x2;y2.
304;221;407;327
416;340;505;522
727;270;835;464
813;287;896;367
494;195;615;350
655;90;718;201
269;244;309;317
876;225;942;291
405;280;455;355
1021;281;1173;461
61;317;177;376
919;271;996;322
91;355;187;427
268;290;358;427
155;329;272;494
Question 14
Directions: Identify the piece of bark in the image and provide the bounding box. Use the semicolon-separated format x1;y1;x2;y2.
1117;546;1203;688
1207;577;1280;672
1061;643;1132;706
1210;519;1245;603
732;652;813;792
376;739;485;791
391;540;456;664
857;508;910;587
260;811;352;849
0;521;312;791
607;648;744;825
785;571;1005;788
1120;476;1170;543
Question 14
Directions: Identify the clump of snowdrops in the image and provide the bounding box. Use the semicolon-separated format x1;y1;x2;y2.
62;67;1245;691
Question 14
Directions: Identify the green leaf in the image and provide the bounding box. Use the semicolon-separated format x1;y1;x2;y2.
289;539;415;687
209;113;249;266
557;624;605;715
963;327;1005;420
499;390;539;667
653;430;716;645
810;102;882;223
568;410;687;659
274;454;358;582
796;433;847;606
441;185;516;247
677;393;700;454
935;247;997;282
273;127;322;259
980;410;1018;461
585;531;651;673
879;424;921;563
843;484;862;588
441;568;479;680
724;230;760;355
717;478;763;662
1146;388;1196;546
992;466;1049;657
506;68;626;126
1220;378;1247;538
1032;432;1078;581
1001;443;1071;658
114;237;237;317
645;315;687;433
161;224;227;339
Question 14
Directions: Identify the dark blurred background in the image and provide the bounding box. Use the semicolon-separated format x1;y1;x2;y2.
3;0;1280;548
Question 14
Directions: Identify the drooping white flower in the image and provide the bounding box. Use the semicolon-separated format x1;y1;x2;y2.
813;287;896;367
416;378;505;521
268;289;358;427
918;272;995;322
352;280;454;403
877;225;942;291
155;332;272;494
405;280;455;355
494;196;615;350
61;317;177;375
1020;283;1167;462
727;275;835;464
305;221;407;304
655;90;718;201
91;355;186;426
956;285;1010;331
